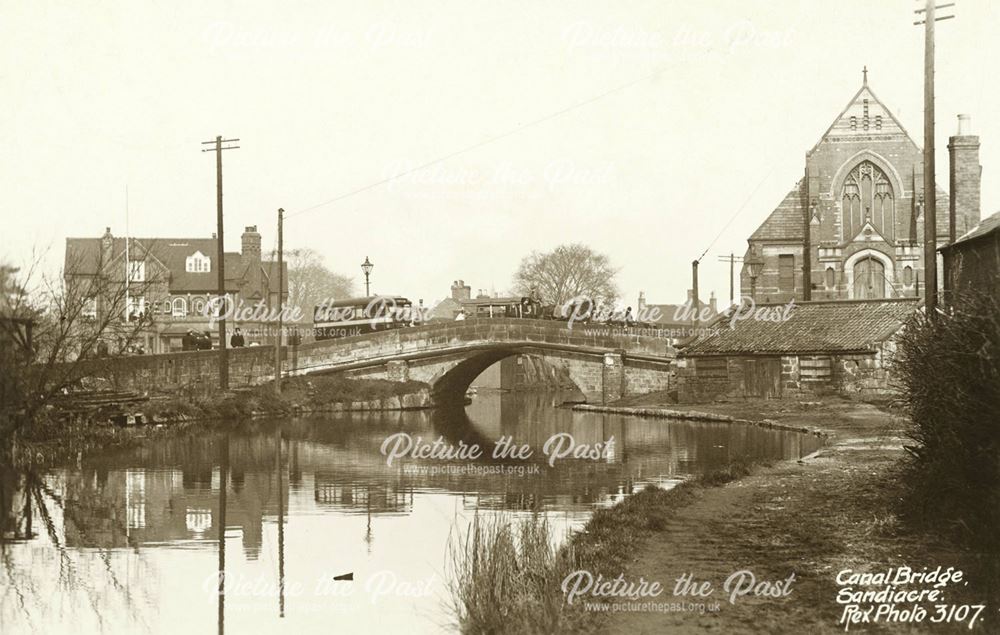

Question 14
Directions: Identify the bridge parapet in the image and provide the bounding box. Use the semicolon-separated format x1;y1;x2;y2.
291;318;671;375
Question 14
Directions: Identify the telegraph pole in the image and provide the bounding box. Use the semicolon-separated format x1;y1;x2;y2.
717;253;744;307
202;135;240;390
690;260;699;326
915;1;955;316
274;208;284;395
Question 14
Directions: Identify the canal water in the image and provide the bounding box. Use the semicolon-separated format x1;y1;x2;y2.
0;391;821;634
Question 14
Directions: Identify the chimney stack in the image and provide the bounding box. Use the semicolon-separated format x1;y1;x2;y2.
101;227;113;265
948;114;981;242
450;279;471;301
241;225;262;267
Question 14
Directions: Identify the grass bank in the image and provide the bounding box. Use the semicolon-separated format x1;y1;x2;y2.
448;461;756;634
142;374;430;422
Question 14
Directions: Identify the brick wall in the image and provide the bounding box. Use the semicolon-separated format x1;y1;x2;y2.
948;134;982;240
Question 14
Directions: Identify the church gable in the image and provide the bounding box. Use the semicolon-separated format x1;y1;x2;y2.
810;80;918;153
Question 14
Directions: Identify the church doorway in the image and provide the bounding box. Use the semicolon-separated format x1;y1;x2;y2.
853;257;886;299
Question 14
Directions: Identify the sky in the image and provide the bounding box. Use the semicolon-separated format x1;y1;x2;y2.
2;0;999;308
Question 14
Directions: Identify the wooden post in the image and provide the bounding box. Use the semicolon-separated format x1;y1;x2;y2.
274;208;284;394
923;0;938;315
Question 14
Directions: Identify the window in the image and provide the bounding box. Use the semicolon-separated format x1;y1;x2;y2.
778;255;795;292
825;267;835;288
903;266;913;286
185;251;211;273
128;260;145;283
192;297;205;315
841;161;895;243
126;296;145;321
172;297;187;317
82;297;97;319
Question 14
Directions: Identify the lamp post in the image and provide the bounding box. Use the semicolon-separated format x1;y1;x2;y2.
746;254;765;300
361;257;373;297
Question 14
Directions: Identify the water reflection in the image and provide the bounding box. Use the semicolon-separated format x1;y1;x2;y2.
1;391;821;634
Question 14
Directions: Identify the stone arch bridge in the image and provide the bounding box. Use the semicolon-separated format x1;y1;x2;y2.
81;319;675;406
290;318;673;405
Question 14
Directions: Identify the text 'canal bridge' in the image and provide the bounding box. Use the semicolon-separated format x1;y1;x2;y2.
81;319;676;405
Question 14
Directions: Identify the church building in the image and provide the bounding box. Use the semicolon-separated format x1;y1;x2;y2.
741;70;982;303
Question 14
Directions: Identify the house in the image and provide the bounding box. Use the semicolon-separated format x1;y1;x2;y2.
741;70;981;303
677;299;918;401
940;211;1000;301
636;290;718;343
64;226;287;354
428;280;471;321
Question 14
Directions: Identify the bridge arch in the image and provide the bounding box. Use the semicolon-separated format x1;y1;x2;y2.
427;347;588;405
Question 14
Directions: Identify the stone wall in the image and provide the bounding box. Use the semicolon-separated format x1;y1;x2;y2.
73;345;276;394
499;355;576;390
678;347;898;402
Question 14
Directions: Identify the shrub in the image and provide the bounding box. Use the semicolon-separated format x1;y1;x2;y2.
896;291;1000;550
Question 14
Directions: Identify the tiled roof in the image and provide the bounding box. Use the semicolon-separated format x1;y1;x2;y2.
682;299;919;355
640;302;717;327
942;211;1000;249
749;180;805;242
430;297;461;319
64;237;285;294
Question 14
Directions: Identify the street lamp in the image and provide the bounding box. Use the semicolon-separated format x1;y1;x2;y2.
746;254;765;300
361;257;374;296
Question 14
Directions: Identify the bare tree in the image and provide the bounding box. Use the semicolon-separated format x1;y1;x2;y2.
272;248;353;321
512;243;619;306
1;250;160;442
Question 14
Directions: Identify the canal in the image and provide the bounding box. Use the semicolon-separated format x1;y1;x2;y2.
0;391;821;634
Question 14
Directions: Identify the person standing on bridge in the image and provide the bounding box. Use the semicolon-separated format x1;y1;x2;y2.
230;327;245;348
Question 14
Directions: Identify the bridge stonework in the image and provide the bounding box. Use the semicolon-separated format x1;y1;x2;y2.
77;319;675;405
292;319;674;405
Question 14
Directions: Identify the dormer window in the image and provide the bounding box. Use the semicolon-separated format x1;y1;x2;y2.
186;251;211;273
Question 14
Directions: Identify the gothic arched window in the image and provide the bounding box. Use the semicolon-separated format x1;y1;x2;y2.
841;161;895;243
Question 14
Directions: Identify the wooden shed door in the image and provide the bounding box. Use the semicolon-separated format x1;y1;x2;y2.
742;358;782;398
